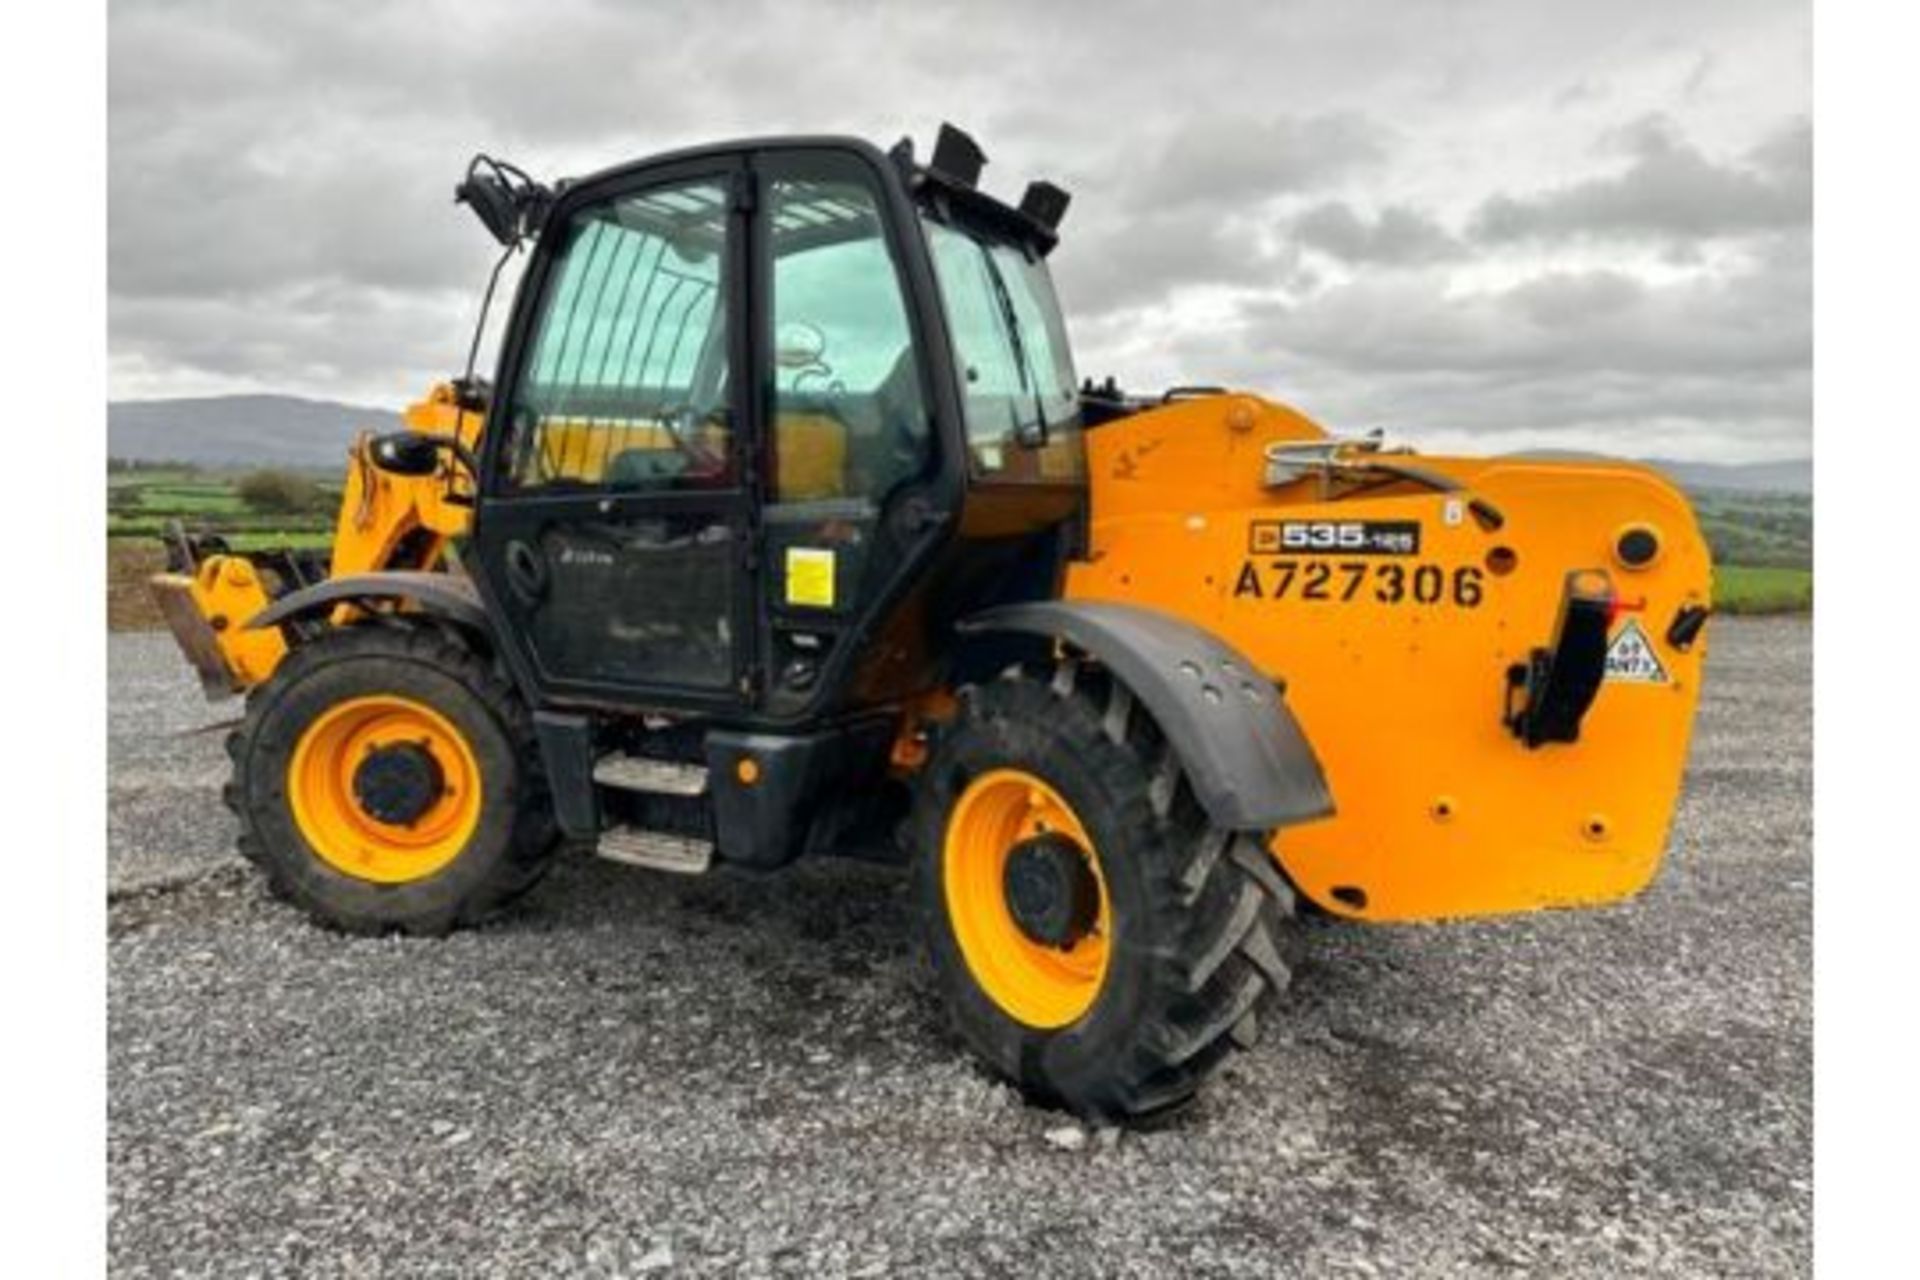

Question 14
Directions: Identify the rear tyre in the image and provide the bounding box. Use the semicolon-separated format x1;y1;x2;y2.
225;623;558;936
913;660;1296;1123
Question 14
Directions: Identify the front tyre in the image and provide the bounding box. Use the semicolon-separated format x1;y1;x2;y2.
914;661;1296;1124
225;624;558;935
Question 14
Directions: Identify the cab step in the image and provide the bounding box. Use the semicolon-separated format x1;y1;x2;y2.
592;755;709;796
595;826;714;875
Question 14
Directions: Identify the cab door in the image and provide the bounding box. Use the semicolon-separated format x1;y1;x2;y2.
471;160;756;709
750;147;947;716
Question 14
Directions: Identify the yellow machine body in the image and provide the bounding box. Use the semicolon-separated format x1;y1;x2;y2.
149;382;479;693
147;555;287;695
1065;394;1711;923
156;375;1711;926
325;383;477;581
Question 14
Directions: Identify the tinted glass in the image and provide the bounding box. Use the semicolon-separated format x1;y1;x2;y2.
507;179;732;491
924;220;1082;482
768;178;929;503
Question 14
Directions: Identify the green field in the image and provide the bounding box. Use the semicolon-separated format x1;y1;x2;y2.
128;483;244;513
1713;565;1813;615
1691;488;1812;614
107;461;338;544
1693;490;1812;570
219;530;337;551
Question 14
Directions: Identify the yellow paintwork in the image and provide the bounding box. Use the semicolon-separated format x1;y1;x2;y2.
156;383;480;689
943;768;1112;1028
327;383;477;582
286;693;483;884
181;555;286;687
1066;394;1711;923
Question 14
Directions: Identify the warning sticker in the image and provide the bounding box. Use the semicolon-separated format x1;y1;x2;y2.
1604;619;1669;684
785;547;836;609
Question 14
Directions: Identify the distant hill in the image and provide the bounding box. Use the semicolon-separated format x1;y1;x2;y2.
108;395;402;469
1642;457;1811;495
108;395;1814;497
1512;449;1811;495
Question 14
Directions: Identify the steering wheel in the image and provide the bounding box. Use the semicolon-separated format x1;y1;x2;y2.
657;404;729;479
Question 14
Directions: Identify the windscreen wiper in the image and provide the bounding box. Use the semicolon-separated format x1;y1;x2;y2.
979;247;1050;442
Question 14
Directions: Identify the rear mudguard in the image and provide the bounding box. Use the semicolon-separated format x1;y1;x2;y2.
1069;395;1712;922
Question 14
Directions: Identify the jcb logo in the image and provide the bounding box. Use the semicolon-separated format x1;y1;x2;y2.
1248;520;1421;557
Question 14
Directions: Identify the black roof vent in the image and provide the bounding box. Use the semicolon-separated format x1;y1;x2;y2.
1018;181;1071;232
928;123;986;190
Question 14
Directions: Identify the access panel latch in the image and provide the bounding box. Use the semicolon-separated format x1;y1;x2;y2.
1504;570;1615;749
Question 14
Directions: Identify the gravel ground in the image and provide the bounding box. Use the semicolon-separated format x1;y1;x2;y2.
108;619;1811;1277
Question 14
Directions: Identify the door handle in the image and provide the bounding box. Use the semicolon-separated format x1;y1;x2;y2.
891;493;947;537
504;539;549;604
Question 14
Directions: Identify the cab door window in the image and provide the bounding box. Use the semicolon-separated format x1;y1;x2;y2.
767;177;930;503
506;179;733;491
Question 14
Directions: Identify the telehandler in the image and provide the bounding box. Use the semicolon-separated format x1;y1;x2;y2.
151;126;1712;1121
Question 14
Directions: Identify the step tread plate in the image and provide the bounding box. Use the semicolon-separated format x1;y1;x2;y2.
592;755;710;796
595;825;713;875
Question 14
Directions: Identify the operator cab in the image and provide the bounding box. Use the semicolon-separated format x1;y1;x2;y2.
465;126;1086;724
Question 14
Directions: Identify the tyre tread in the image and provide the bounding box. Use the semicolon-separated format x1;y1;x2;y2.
917;658;1302;1123
226;621;558;936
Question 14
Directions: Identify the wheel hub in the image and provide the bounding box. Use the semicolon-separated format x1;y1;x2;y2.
1002;832;1101;949
943;768;1112;1028
351;741;446;826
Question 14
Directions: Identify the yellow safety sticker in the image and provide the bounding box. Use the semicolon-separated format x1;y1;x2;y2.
785;547;837;608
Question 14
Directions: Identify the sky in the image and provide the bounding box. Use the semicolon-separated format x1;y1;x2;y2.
107;0;1810;463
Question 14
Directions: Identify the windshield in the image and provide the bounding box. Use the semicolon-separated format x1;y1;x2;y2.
922;219;1083;482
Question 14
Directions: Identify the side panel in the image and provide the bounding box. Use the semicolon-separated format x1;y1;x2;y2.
1068;397;1712;922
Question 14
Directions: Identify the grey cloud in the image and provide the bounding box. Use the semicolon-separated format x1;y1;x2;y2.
1124;113;1393;214
111;283;479;396
1471;114;1811;244
108;0;1811;461
1047;113;1392;316
1748;116;1813;185
110;135;494;301
1122;233;1812;458
1051;214;1255;316
1290;201;1465;266
1241;239;1809;379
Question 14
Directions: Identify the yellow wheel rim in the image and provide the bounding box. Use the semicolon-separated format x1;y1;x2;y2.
943;768;1112;1029
286;694;483;884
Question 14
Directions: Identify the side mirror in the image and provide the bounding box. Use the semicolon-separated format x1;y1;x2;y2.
456;172;520;246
